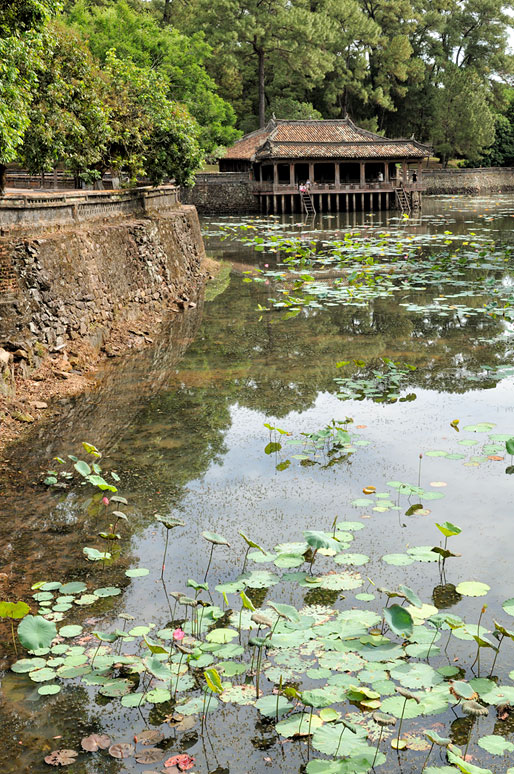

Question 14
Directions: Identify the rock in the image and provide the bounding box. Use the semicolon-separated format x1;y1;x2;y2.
13;349;29;360
33;401;48;409
0;348;12;367
11;410;34;423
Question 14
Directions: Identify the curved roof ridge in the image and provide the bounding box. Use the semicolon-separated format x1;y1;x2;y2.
222;117;431;161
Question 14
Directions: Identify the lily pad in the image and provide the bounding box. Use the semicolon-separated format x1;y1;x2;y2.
455;581;490;597
125;568;150;578
108;742;134;759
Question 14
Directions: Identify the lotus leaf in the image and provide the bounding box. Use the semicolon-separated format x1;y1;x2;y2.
18;615;57;651
455;581;490;597
478;735;514;755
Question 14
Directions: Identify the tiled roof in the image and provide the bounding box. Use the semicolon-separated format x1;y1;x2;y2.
222;118;430;161
259;141;428;159
223;127;270;160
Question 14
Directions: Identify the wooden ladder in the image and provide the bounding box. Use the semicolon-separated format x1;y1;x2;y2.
301;190;316;215
395;187;411;215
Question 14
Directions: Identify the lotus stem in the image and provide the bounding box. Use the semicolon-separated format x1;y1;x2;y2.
161;528;170;581
371;726;383;768
309;548;318;575
489;634;504;676
307;707;314;740
9;620;18;656
174;653;185;700
242;545;250;574
421;742;434;770
91;641;102;667
204;544;215;583
418;454;422;487
334;725;346;758
201;689;207;727
426;628;439;662
396;697;408;752
464;727;473;760
198;605;205;636
255;646;264;699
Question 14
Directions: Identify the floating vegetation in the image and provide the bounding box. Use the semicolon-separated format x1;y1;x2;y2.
6;442;514;773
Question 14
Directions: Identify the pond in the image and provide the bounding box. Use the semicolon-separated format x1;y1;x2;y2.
1;194;514;774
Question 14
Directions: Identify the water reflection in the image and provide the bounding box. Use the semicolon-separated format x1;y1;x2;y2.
1;195;514;773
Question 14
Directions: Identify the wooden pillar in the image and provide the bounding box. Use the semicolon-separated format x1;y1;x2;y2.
328;194;332;212
290;194;294;212
360;162;365;187
273;194;277;213
378;192;382;211
352;193;356;211
290;163;295;187
309;162;314;183
385;192;389;210
281;194;285;214
334;163;340;187
402;161;408;185
273;164;279;186
361;192;365;211
384;161;389;183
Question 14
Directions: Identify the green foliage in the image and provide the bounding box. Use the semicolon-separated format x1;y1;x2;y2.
431;67;496;166
18;615;57;650
101;49;203;186
66;0;239;152
19;22;110;177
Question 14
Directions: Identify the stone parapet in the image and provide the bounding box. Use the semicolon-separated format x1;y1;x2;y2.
0;186;180;230
424;167;514;195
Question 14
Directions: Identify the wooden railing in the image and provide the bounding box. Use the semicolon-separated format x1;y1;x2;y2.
252;181;424;193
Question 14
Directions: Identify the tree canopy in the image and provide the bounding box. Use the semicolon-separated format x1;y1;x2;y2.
0;0;513;187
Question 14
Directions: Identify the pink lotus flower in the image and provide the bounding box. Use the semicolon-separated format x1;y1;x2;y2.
173;628;185;641
102;497;109;506
264;263;269;268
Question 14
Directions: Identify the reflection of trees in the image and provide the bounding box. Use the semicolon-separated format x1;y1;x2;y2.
2;239;514;590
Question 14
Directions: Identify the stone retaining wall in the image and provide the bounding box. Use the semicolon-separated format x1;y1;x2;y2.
0;186;180;229
181;173;258;213
0;187;206;393
424;167;514;195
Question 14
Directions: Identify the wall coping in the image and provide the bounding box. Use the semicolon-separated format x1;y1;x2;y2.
0;185;181;231
424;167;514;176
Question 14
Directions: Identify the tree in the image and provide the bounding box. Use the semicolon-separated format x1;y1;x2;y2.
19;23;110;182
0;0;60;37
431;67;495;166
177;0;332;128
102;50;203;186
66;0;239;152
313;0;381;118
0;0;60;194
481;94;514;167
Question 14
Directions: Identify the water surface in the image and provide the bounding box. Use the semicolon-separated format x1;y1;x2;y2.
1;194;514;773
